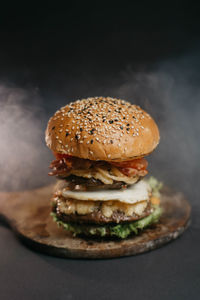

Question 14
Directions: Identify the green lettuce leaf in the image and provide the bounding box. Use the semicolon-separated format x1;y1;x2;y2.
147;176;163;198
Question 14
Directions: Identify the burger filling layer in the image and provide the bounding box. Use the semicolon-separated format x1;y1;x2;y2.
61;179;150;204
51;205;162;239
49;153;163;238
52;180;153;224
49;154;148;185
53;195;151;224
55;197;148;218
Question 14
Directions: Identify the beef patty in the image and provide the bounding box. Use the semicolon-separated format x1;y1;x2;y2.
57;175;129;190
52;194;152;225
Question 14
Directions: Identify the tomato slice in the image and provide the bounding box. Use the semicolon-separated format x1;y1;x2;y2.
52;153;148;176
53;152;72;160
111;158;148;171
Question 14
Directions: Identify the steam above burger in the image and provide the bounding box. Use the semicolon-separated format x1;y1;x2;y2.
45;97;162;238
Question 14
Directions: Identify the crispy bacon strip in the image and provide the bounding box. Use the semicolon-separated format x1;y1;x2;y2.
49;154;148;178
49;154;93;176
48;159;70;176
111;158;148;177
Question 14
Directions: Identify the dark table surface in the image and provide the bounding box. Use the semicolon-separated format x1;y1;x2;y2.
0;3;200;299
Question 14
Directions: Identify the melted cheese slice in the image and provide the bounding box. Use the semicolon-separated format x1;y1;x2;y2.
62;180;150;204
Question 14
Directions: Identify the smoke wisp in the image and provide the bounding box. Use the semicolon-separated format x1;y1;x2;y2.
106;56;200;205
0;84;53;191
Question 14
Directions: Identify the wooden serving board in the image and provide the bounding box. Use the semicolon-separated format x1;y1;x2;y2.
0;185;191;259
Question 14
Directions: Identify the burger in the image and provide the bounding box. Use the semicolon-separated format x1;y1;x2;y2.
45;97;162;239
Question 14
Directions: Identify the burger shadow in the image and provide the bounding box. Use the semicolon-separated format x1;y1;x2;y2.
0;214;11;229
30;236;175;291
6;216;187;291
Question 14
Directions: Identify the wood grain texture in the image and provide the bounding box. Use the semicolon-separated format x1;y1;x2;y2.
0;185;191;259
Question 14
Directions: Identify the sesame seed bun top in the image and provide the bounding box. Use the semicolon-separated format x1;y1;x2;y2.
45;97;160;161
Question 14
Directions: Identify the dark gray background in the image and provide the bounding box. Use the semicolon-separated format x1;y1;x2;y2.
0;3;200;299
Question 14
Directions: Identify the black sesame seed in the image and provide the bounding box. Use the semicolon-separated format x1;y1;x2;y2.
127;123;130;126
126;128;130;131
90;139;93;144
120;126;123;130
66;132;69;137
103;119;105;122
123;117;126;119
132;116;136;119
90;129;95;134
75;134;78;140
114;119;118;122
80;128;83;132
109;120;113;124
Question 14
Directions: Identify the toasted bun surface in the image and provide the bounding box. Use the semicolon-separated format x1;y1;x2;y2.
45;97;159;161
